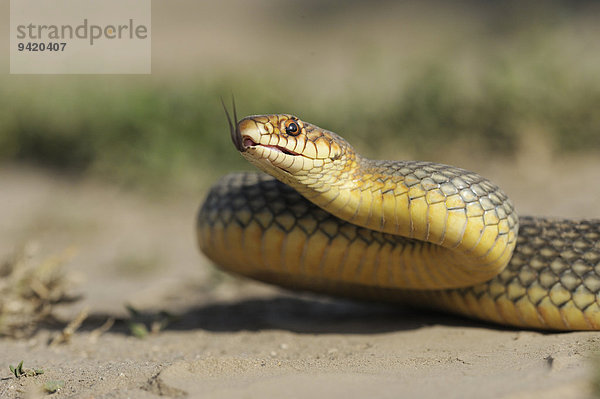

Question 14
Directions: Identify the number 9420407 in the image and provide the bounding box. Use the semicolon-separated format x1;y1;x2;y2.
18;42;66;51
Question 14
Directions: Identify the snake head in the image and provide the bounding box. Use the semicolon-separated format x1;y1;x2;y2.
228;112;356;186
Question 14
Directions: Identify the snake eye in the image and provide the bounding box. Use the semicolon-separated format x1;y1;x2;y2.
284;120;300;136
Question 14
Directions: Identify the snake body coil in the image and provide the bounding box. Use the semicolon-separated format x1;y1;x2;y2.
197;111;600;330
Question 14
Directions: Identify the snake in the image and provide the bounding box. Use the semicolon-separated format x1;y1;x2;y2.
196;104;600;330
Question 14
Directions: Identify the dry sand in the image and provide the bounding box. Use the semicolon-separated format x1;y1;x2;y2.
1;146;600;398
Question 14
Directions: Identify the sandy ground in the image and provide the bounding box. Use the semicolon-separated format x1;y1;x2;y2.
1;145;600;399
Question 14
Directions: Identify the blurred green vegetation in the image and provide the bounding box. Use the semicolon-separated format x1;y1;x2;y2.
1;3;600;191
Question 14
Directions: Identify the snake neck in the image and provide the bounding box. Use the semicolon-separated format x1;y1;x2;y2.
290;155;520;288
295;155;395;230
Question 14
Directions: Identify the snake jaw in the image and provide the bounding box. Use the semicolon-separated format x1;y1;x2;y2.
242;135;301;157
231;114;353;185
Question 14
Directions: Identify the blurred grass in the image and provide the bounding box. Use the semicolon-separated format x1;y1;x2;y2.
1;63;599;191
1;3;599;191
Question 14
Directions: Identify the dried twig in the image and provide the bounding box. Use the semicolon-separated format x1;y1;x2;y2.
0;244;79;338
50;306;89;346
89;317;115;343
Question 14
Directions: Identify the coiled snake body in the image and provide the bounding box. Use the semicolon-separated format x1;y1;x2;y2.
197;109;600;330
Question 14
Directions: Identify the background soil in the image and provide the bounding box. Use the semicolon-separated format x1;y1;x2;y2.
1;145;599;398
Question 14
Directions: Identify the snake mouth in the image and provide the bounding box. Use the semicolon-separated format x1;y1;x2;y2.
242;136;301;156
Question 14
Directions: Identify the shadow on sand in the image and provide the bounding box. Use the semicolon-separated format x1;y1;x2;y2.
53;294;515;336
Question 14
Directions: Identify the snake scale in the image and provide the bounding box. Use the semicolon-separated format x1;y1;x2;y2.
197;106;600;330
